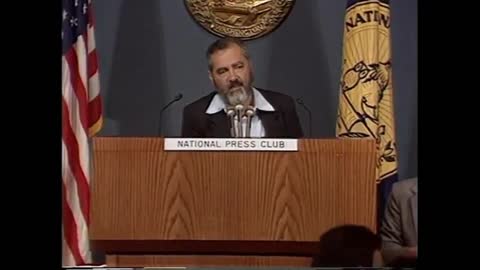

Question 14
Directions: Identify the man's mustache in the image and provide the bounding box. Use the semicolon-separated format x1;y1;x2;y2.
229;80;244;89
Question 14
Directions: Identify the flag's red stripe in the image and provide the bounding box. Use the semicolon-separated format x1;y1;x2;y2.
88;3;95;26
62;97;90;224
88;50;98;78
88;95;102;127
65;49;89;132
62;181;86;265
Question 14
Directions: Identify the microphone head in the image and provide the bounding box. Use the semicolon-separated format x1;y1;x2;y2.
245;106;255;117
235;104;244;111
226;109;235;116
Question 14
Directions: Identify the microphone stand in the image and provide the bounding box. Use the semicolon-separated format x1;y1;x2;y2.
245;106;255;138
235;104;244;138
226;107;237;138
158;93;183;136
296;98;312;138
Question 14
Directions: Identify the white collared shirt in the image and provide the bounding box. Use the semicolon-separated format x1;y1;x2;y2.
205;88;275;138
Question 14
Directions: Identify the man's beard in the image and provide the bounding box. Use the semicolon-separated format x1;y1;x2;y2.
226;86;248;106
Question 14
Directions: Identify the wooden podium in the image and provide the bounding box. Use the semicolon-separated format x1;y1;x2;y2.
90;137;378;267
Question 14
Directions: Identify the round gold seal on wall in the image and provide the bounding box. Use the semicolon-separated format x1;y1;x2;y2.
185;0;296;40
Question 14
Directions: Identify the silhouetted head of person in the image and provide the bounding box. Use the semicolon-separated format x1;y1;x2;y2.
312;224;381;267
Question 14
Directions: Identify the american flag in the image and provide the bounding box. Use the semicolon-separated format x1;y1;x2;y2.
62;0;102;266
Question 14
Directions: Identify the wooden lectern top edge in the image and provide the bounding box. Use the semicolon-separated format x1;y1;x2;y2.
92;137;376;152
92;136;375;141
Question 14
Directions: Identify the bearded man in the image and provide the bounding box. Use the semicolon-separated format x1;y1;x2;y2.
181;37;303;138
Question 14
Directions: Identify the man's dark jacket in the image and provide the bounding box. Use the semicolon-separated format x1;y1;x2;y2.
181;88;304;138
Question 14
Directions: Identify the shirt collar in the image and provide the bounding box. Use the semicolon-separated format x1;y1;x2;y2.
205;87;275;114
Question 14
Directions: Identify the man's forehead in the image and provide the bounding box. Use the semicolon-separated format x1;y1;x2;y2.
212;55;248;69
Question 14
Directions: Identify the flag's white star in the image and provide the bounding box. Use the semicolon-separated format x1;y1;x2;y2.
63;10;68;21
70;17;78;27
74;0;79;7
83;3;88;14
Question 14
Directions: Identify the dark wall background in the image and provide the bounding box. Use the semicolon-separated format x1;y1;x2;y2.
92;0;417;180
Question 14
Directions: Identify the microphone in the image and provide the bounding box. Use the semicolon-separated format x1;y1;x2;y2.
226;107;236;138
245;106;255;138
296;98;312;138
158;93;183;136
235;104;244;137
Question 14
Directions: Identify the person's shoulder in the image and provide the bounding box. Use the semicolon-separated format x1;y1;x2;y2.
392;177;418;196
183;91;217;113
256;87;295;104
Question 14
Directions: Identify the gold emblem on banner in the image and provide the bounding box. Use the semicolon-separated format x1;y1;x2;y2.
185;0;295;40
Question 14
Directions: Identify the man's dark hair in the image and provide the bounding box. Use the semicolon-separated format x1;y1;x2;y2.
206;37;250;71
